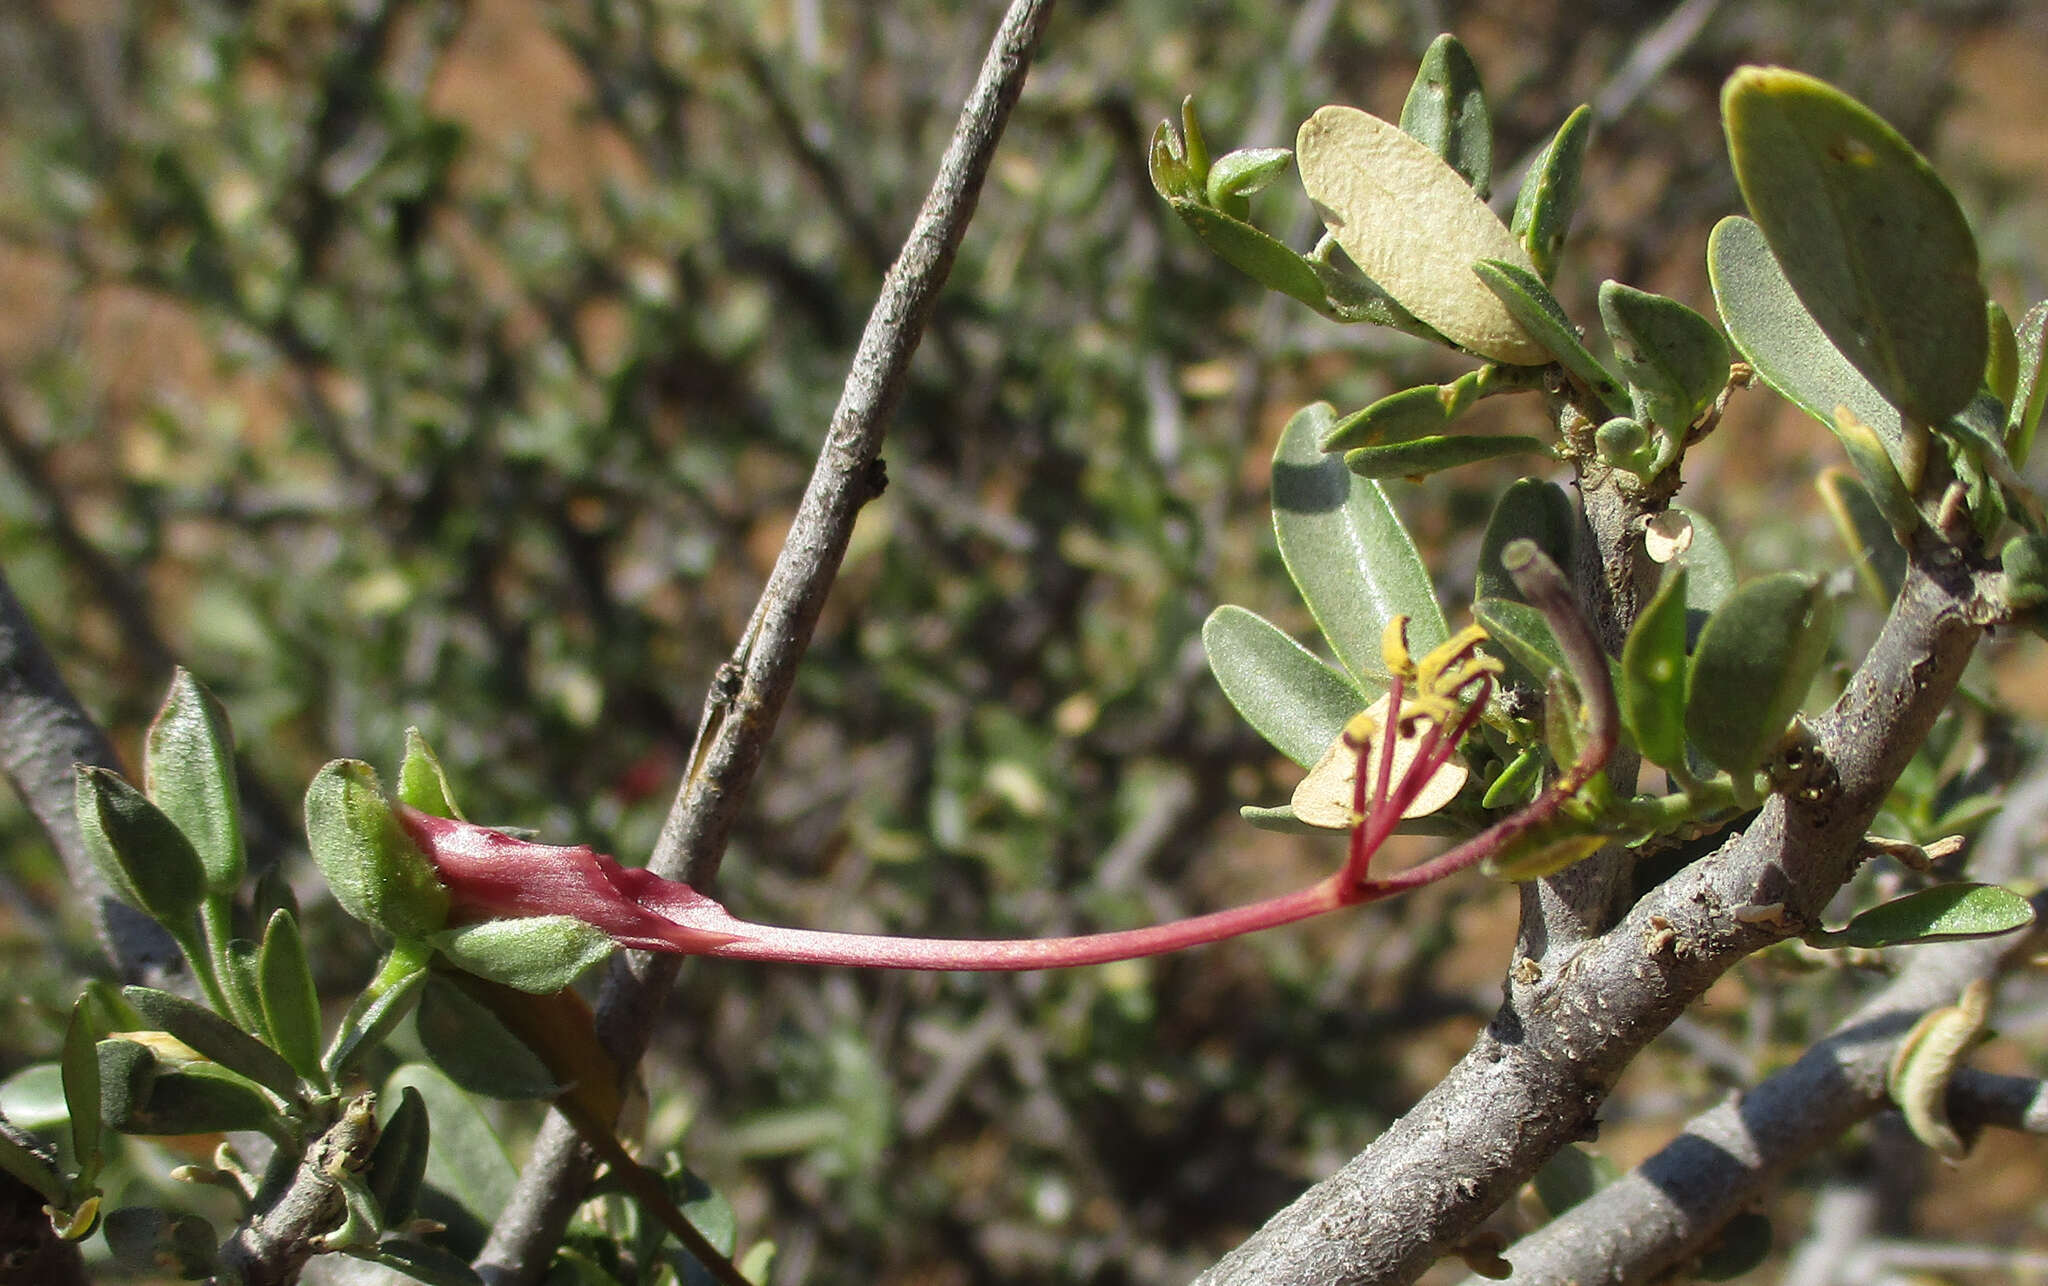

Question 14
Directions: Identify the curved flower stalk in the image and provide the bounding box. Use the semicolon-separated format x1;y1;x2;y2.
340;544;1615;978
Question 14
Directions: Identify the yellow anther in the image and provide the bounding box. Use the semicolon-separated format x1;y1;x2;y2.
1341;710;1379;748
1414;623;1491;694
1380;615;1415;680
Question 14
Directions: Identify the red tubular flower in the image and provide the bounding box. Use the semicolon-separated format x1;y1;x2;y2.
397;807;745;954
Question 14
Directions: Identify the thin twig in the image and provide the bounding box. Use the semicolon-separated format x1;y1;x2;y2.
471;2;1059;1279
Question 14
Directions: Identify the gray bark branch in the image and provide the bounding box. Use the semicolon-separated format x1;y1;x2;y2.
1193;556;1985;1285
472;2;1058;1279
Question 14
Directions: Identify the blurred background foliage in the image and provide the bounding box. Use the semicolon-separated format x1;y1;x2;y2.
0;0;2045;1282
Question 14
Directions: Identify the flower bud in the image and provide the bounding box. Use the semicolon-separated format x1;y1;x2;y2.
305;761;449;940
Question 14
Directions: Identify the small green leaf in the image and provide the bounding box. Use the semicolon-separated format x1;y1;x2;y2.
1473;597;1567;687
143;669;245;898
219;937;269;1044
414;973;561;1101
1272;403;1447;689
383;1062;517;1228
428;916;615;994
1817;468;1906;607
1843;883;2035;948
1598;281;1729;433
1724;67;1986;425
1829;406;1923;540
1296;105;1546;364
1622;566;1691;773
326;945;431;1081
1685;573;1833;776
1237;804;1322;834
123;985;301;1101
1475;479;1576;604
1987;300;2018;408
75;766;206;931
2007;301;2047;466
1400;33;1491;198
367;1085;431;1227
399;728;466;820
1695;1210;1773;1281
1202;606;1365;769
1167;199;1337;314
1180;97;1211;186
1471;259;1629;413
1206;147;1292;206
1319;385;1450;454
671;1167;740;1263
0;1117;66;1206
1147;120;1195;201
97;1039;282;1137
258;911;325;1086
1344;434;1553;480
1511;105;1592;282
1483;826;1607;881
1708;215;1919;480
306;760;451;940
61;997;102;1186
1481;746;1543;809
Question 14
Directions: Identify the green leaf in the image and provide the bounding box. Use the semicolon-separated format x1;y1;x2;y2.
1201;606;1364;769
103;1207;217;1279
1473;597;1567;687
123;985;301;1101
399;728;466;820
1843;883;2036;948
667;1167;740;1284
383;1062;517;1228
1206;147;1292;206
1987;300;2018;408
1622;567;1690;772
0;1062;68;1132
1272;403;1446;689
1829;406;1923;539
1471;259;1629;413
97;1039;282;1136
368;1085;431;1227
1344;434;1553;479
1708;215;1918;477
61;997;102;1186
326;945;431;1081
428;916;615;994
1723;67;1985;425
1319;385;1450;454
1237;804;1321;834
219;937;269;1044
1296;105;1546;364
1817;468;1906;607
1671;505;1737;617
258;911;325;1086
2003;533;2048;611
306;760;451;940
0;1117;65;1206
75;766;206;931
1400;34;1491;197
414;973;562;1101
1598;281;1729;433
1147;119;1195;201
1510;105;1592;282
1684;573;1833;776
1180;97;1211;187
1481;747;1543;809
2008;302;2047;466
143;669;245;897
1475;479;1575;604
1167;199;1331;313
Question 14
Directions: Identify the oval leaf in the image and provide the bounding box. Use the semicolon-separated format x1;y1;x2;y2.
1202;605;1364;769
1843;883;2036;948
1621;566;1691;773
1598;281;1729;432
1319;385;1450;454
75;766;205;930
1345;434;1553;480
1399;33;1491;197
1206;147;1292;205
1475;479;1576;604
1272;403;1446;688
1168;198;1331;313
143;669;245;897
1684;572;1833;776
258;910;325;1086
428;915;615;994
367;1084;432;1227
382;1062;518;1226
1296;105;1546;363
1724;67;1985;425
414;973;561;1101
